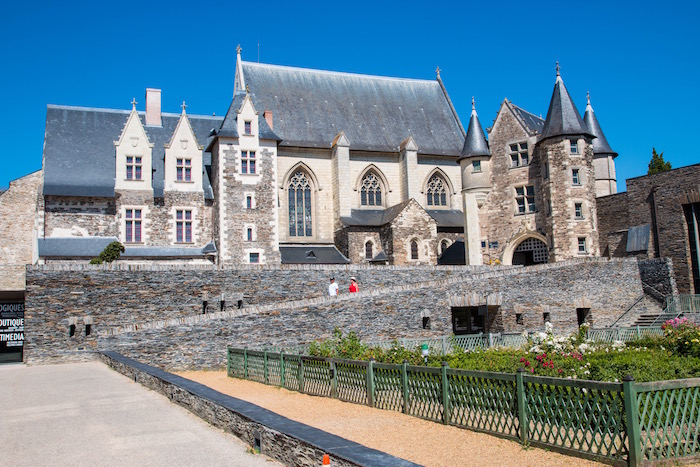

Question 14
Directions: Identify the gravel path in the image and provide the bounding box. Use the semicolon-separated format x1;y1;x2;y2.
179;370;604;467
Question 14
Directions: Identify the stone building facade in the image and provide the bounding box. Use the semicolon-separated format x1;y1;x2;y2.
5;55;622;269
597;163;700;294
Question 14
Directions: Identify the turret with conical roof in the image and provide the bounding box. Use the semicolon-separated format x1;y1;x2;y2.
583;92;618;196
540;63;593;141
458;98;491;266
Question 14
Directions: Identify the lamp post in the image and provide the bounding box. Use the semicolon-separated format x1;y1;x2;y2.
421;343;430;366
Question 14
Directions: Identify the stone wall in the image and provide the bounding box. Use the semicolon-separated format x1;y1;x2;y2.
43;195;116;237
638;258;678;299
598;163;700;293
0;171;42;290
23;258;644;367
596;192;628;257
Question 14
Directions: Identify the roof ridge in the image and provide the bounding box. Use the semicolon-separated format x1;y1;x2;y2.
509;102;544;122
47;104;221;120
242;61;439;85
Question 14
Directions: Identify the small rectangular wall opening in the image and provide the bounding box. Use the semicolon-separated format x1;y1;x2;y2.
576;308;591;326
451;307;484;335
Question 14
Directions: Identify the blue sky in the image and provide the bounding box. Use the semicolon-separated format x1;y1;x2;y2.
1;0;698;190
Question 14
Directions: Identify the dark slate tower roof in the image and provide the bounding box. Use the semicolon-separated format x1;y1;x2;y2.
237;61;465;156
583;93;617;157
540;64;593;141
458;98;491;161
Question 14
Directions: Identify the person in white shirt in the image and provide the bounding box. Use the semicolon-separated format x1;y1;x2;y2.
328;277;339;296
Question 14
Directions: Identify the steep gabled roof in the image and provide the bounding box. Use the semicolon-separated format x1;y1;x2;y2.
43;105;221;199
540;68;593;141
216;92;280;141
508;102;545;135
239;61;465;155
583;93;617;157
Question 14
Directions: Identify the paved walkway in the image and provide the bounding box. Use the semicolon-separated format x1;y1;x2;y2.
0;362;280;467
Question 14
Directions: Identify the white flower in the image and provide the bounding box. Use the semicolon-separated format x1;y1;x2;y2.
584;370;590;375
545;321;554;334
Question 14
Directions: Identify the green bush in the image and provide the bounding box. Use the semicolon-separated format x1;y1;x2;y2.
90;241;125;264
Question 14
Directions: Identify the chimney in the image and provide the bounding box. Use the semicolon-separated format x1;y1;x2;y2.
145;88;162;126
263;110;273;130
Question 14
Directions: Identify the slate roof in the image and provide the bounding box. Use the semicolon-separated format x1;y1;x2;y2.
459;100;491;160
340;201;412;227
509;102;545;135
437;239;466;265
215;92;280;141
239;61;465;155
425;210;464;228
38;236;215;258
540;75;593;141
279;245;350;264
43;105;222;199
583;97;617;157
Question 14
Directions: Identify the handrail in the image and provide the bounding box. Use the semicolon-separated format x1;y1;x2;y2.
610;294;646;328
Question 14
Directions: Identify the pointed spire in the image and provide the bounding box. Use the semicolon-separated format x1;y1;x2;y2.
435;66;441;78
540;64;592;141
583;92;617;157
234;44;246;95
459;97;490;160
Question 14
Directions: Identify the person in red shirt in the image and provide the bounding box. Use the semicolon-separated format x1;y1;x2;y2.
349;276;358;293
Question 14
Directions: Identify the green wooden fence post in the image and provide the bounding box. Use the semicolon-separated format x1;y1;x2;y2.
441;362;450;425
298;357;304;393
330;359;337;399
367;359;375;408
623;376;642;467
264;350;268;384
402;360;409;414
226;347;231;377
243;349;248;380
280;352;285;388
516;367;528;445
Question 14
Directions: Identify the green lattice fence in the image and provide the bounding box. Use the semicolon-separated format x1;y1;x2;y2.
632;378;700;464
227;348;700;466
522;374;627;463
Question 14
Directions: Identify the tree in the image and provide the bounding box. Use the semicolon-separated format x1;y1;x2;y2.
648;148;672;175
90;241;125;264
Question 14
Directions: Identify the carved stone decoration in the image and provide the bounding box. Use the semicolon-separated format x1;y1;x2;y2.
130;136;139;147
180;139;188;150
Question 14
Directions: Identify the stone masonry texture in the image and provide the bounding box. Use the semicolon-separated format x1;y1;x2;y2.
24;259;646;368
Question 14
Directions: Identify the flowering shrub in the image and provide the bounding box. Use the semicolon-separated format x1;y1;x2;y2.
662;318;700;358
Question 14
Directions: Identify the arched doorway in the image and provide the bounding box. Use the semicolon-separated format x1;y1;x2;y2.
511;237;548;266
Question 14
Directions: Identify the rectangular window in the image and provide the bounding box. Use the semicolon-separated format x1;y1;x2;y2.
509;142;529;167
575;202;583;219
246;227;253;241
176;209;192;243
570;140;579;154
572;168;581;185
176;158;192;182
515;185;536;214
249;252;259;263
472;160;481;173
125;209;142;243
246;195;252;209
126;156;142;180
241;151;256;174
543;163;549;179
244;121;252;135
578;237;587;253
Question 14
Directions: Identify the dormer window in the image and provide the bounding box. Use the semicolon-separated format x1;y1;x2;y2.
176;158;192;182
570;140;579;154
126;156;142;180
509;142;529;167
244;121;252;135
241;151;256;174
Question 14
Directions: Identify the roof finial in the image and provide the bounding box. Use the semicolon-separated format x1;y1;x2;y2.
131;98;137;109
236;44;242;55
586;91;591;105
181;101;187;114
435;66;441;77
556;61;560;77
246;84;250;94
471;96;475;110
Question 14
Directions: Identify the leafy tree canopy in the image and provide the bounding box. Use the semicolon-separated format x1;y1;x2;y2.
90;241;125;264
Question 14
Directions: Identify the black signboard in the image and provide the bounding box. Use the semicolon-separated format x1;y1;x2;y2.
0;302;24;363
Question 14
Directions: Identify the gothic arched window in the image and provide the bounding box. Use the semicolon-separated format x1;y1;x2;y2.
360;172;382;206
440;239;449;255
365;241;373;259
411;240;419;260
288;171;313;237
426;175;448;207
